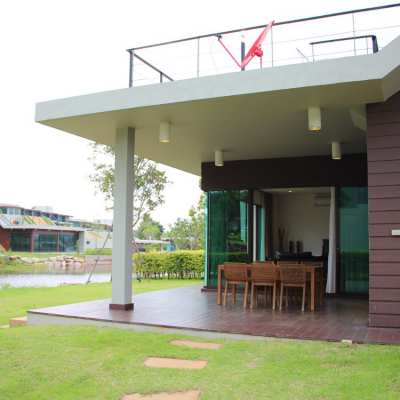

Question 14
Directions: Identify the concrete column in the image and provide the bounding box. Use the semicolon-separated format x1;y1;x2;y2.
110;127;135;310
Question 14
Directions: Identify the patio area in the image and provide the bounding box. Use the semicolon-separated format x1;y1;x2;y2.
27;285;400;345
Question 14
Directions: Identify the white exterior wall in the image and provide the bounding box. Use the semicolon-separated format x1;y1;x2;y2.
272;193;330;256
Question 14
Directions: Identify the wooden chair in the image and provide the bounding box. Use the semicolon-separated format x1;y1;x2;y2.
223;263;250;308
279;264;307;312
250;263;278;310
277;260;301;265
302;261;324;306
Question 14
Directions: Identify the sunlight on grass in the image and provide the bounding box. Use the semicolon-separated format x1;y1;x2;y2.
0;326;399;400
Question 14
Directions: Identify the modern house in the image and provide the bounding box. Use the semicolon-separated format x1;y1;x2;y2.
0;204;84;252
31;4;400;342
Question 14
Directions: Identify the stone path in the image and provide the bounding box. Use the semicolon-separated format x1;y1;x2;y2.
144;357;208;370
9;316;27;327
170;340;222;350
122;390;201;400
123;339;222;399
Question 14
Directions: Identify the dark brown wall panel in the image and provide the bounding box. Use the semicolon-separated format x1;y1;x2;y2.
368;92;400;113
370;250;400;263
369;211;400;224
367;123;400;137
368;134;400;149
368;148;400;162
370;274;400;289
367;110;400;125
370;288;400;302
201;154;367;191
367;91;400;328
369;224;399;237
368;161;400;174
369;314;400;328
369;197;400;211
368;185;400;198
370;301;400;315
370;237;400;250
370;263;400;276
368;173;400;186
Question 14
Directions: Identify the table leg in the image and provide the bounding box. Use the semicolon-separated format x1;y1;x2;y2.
217;266;222;305
311;269;315;312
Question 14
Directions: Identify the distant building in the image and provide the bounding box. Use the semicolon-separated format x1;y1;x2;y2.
0;204;84;252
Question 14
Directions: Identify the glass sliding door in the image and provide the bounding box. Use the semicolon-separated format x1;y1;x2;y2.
339;187;369;294
206;190;249;287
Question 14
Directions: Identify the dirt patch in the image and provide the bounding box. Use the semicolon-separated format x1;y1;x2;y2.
122;390;201;400
170;340;222;350
144;357;207;370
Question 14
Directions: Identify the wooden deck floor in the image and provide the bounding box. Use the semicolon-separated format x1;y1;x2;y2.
28;285;400;344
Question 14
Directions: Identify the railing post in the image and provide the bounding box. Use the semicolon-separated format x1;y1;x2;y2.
160;72;163;83
128;50;134;88
241;33;246;71
372;35;379;53
270;26;274;67
196;38;200;77
352;13;356;56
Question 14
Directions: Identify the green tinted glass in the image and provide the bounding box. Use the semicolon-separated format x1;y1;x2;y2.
206;190;249;287
339;187;369;294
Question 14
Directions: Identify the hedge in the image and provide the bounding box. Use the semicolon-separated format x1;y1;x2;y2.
133;250;204;279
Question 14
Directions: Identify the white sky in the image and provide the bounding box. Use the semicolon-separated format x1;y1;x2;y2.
0;0;394;228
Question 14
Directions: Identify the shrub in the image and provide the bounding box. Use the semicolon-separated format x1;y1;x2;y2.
134;250;204;279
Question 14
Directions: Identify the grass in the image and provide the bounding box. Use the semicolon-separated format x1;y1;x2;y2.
2;251;80;258
0;261;51;274
0;278;399;399
0;279;200;325
0;325;399;400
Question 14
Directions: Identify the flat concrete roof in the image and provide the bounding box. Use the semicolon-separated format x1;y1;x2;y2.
36;35;400;175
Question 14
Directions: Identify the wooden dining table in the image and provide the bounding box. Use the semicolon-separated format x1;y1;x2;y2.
217;264;323;311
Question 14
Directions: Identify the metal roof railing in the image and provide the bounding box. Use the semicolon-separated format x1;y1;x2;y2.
126;3;400;87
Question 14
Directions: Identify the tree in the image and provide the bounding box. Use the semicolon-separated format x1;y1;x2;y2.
89;143;168;228
136;213;164;240
167;194;205;250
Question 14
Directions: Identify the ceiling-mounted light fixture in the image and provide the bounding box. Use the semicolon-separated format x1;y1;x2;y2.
159;121;171;143
215;150;224;167
331;141;342;160
308;106;322;132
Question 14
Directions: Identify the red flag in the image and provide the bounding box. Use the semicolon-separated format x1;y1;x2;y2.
241;20;274;69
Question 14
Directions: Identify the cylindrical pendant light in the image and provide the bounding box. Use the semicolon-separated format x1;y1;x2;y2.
308;106;321;132
331;141;342;160
159;121;171;143
215;150;224;167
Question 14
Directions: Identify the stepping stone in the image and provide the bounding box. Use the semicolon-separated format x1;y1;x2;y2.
122;390;201;400
341;339;353;345
144;357;207;370
0;325;10;329
9;317;27;327
170;340;222;350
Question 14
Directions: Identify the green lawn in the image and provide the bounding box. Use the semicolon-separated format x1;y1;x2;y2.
1;325;399;400
0;262;51;274
0;280;199;325
1;279;399;399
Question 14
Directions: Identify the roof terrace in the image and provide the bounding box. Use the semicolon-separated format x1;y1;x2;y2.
127;3;400;87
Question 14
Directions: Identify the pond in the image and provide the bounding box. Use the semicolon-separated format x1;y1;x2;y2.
0;272;112;288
